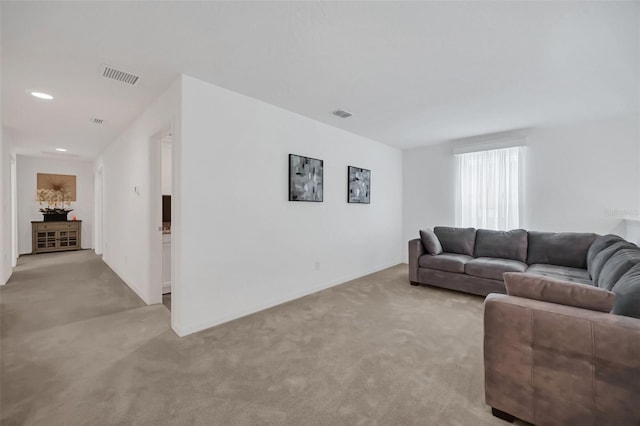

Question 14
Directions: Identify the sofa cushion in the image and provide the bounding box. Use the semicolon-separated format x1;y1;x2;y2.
524;264;594;286
598;248;640;291
419;229;443;255
465;257;527;281
611;264;640;318
433;227;476;256
534;275;594;286
473;229;528;263
586;234;624;271
526;264;592;281
418;253;473;273
590;241;638;285
504;272;614;313
527;231;597;269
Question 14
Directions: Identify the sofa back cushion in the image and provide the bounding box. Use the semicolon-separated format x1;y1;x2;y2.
589;241;637;285
527;231;597;269
419;229;443;256
474;229;528;262
433;227;476;256
611;264;640;318
586;234;624;270
597;248;640;291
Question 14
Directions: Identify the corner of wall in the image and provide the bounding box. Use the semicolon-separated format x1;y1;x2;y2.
0;128;14;285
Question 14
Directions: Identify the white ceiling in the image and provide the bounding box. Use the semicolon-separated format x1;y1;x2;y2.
2;1;638;159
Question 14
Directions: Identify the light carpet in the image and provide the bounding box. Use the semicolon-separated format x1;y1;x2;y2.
1;250;510;425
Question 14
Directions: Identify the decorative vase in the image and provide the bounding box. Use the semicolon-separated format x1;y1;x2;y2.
43;213;69;222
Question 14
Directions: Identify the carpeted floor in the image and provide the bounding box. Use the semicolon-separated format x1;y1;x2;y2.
1;250;512;425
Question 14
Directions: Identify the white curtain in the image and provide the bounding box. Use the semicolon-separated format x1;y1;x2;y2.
455;147;523;230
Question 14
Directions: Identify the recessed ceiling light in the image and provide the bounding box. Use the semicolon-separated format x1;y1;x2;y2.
31;92;53;100
55;148;68;152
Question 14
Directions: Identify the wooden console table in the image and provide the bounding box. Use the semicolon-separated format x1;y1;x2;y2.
31;221;82;254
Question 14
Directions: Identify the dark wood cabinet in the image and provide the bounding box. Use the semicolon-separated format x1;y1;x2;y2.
31;221;82;254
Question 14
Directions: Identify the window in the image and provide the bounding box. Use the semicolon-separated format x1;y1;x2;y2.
455;146;524;230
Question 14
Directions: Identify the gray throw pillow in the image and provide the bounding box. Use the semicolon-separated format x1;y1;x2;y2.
433;227;476;256
419;229;443;255
474;229;528;262
611;264;640;318
504;272;614;313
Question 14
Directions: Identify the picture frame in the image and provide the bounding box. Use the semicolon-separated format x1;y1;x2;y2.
289;154;323;202
37;173;77;201
347;166;371;204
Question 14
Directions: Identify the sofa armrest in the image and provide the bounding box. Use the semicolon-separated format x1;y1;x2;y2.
408;238;426;283
484;294;640;425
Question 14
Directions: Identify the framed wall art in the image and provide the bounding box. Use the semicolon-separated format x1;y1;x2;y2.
289;154;323;202
37;173;77;201
347;166;370;204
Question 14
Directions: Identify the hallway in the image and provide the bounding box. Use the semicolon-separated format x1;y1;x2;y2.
0;251;171;425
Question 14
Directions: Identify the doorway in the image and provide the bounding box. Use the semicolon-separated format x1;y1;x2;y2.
150;128;173;311
160;132;173;310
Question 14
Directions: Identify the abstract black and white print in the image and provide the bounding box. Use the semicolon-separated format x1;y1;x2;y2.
348;166;371;204
289;154;323;202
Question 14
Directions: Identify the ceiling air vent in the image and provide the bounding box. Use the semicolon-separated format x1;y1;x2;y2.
91;117;104;125
101;64;140;86
332;109;352;119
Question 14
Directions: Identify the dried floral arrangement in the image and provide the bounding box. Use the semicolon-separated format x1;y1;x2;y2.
35;188;74;214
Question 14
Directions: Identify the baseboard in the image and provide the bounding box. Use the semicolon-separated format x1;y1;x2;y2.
176;260;402;337
102;257;150;305
162;284;171;294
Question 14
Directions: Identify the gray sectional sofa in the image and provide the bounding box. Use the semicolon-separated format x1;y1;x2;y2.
409;226;640;423
408;226;640;318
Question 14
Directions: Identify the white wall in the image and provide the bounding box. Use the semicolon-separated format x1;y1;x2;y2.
176;75;403;335
0;17;12;283
96;79;181;305
524;116;639;234
626;219;640;246
402;140;456;253
16;156;95;254
0;129;13;284
402;115;640;261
